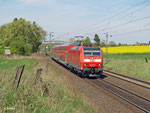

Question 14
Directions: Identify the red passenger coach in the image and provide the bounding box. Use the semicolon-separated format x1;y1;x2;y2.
51;43;103;77
50;43;76;64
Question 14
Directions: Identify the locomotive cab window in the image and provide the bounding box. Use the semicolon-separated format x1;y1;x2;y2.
84;48;100;56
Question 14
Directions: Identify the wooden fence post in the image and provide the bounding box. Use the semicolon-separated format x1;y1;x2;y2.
45;60;50;73
41;84;49;96
12;65;25;89
145;58;148;63
34;68;43;85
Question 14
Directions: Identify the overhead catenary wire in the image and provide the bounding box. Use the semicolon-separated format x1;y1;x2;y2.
83;23;150;42
91;15;150;34
56;21;150;41
107;23;150;34
111;27;150;36
101;3;150;31
56;16;150;41
77;0;150;32
53;0;150;43
55;33;71;40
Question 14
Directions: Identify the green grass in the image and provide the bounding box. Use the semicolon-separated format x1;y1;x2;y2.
104;53;150;80
0;58;37;75
0;58;94;113
0;58;37;70
104;53;150;60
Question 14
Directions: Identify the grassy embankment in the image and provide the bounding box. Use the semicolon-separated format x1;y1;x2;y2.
0;57;94;113
103;53;150;80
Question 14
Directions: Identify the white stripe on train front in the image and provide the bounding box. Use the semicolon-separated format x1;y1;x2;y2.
95;59;102;62
84;59;91;62
84;59;102;62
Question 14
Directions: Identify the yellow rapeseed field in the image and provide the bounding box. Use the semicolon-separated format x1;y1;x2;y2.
102;46;150;54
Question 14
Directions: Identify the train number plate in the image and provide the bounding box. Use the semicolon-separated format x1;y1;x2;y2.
89;64;96;67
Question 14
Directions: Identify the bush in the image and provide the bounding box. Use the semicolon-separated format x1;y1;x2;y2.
0;46;4;55
10;39;31;55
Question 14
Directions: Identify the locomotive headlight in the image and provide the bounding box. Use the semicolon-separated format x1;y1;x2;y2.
84;64;88;66
97;64;101;66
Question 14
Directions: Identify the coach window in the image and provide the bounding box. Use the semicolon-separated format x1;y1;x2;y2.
70;47;76;50
73;46;79;50
76;46;80;50
70;47;74;50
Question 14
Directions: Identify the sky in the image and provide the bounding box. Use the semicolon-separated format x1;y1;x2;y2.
0;0;150;44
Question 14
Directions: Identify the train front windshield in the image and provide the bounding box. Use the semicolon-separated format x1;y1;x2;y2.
84;48;100;56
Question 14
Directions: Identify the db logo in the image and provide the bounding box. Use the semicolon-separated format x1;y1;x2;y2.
90;57;94;62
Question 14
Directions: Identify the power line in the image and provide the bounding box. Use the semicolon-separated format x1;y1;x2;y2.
109;23;150;33
94;15;150;33
112;27;150;36
102;3;150;31
54;0;150;41
83;22;150;40
55;33;71;39
77;0;149;32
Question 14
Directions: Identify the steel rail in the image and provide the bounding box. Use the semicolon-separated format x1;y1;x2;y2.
104;69;150;85
100;79;150;102
103;72;150;89
87;79;150;113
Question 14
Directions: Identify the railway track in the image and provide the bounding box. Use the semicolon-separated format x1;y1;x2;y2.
86;78;150;113
103;69;150;89
53;58;150;112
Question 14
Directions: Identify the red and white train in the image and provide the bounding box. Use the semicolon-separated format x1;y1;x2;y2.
50;43;103;77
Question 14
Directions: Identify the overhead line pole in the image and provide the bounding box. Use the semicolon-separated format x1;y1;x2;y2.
104;32;109;60
104;32;112;63
49;32;54;42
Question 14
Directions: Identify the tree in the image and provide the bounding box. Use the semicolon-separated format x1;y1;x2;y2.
82;37;91;44
94;34;100;46
109;41;116;47
149;41;150;45
100;41;106;47
0;18;46;55
122;43;128;46
69;38;76;43
13;18;18;21
118;43;122;46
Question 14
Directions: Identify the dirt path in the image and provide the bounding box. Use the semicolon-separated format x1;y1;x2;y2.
49;58;143;113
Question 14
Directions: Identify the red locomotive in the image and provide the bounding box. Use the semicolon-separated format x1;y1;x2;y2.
50;43;103;77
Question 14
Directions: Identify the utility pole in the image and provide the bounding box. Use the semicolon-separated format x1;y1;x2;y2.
104;32;112;62
104;32;108;60
49;32;54;42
